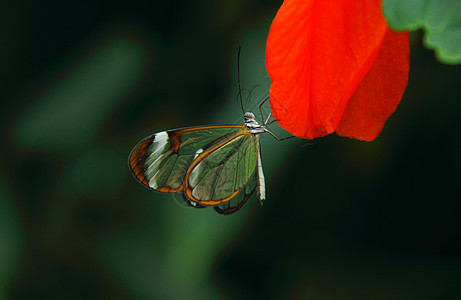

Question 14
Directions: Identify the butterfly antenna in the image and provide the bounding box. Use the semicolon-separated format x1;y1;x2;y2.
237;46;245;113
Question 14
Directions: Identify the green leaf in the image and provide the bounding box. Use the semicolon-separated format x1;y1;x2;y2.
383;0;425;30
383;0;461;64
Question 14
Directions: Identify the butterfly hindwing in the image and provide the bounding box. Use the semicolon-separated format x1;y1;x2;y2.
184;131;258;206
213;168;257;215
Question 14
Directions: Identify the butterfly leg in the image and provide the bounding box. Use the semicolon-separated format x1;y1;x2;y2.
258;97;269;122
264;128;295;142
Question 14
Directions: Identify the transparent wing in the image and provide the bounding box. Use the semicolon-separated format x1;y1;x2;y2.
183;132;258;206
128;125;244;193
213;170;257;215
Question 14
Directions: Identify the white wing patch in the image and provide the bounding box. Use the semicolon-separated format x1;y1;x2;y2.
146;131;170;189
194;148;204;160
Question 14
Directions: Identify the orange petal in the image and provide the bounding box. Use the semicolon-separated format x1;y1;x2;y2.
335;29;410;141
266;0;389;139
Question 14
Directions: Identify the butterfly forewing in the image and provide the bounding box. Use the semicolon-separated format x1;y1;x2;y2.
128;125;245;193
184;131;258;205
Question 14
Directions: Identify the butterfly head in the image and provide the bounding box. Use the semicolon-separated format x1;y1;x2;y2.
244;111;265;134
244;112;256;122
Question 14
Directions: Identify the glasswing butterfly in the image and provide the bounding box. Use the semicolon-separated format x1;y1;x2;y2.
128;49;285;215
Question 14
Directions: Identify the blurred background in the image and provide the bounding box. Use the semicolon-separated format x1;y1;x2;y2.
1;0;461;299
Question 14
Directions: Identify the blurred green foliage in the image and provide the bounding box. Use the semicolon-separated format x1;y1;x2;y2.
1;0;461;299
13;38;148;153
0;183;23;298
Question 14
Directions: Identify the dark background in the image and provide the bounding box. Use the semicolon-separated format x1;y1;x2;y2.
1;0;461;299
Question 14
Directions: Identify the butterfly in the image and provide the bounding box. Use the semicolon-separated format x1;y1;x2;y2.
128;105;279;214
128;48;287;214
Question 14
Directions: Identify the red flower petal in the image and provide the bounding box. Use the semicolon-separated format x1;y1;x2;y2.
266;0;409;140
335;29;409;141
